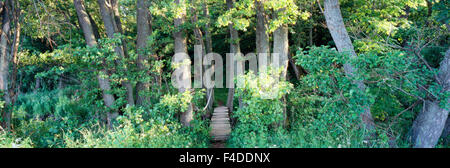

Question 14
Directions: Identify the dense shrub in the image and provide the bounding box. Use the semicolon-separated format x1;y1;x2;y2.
0;132;33;148
62;91;210;148
4;87;209;148
227;70;293;148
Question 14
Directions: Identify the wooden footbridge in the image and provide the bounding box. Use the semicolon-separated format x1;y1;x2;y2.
210;106;231;143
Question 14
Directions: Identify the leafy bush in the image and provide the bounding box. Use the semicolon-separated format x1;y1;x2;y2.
0;132;33;148
62;91;210;148
228;70;293;148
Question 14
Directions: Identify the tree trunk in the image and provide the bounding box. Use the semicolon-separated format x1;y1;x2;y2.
136;0;152;106
110;0;130;59
190;3;210;114
441;119;450;145
87;11;101;40
255;0;270;55
74;0;118;125
9;0;21;108
273;9;289;127
226;0;241;113
97;0;134;106
0;0;11;130
202;1;213;54
174;0;193;126
288;53;302;80
323;0;375;132
0;0;20;130
411;48;450;148
202;1;214;114
273;22;289;78
426;0;432;18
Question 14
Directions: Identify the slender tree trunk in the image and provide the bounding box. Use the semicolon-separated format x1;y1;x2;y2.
34;77;40;92
426;0;432;18
97;0;134;106
87;11;101;40
255;0;270;55
441;119;450;145
308;1;314;46
226;0;241;113
190;3;208;111
74;0;118;126
411;48;450;148
288;53;302;80
174;0;193;126
110;0;130;59
0;0;12;130
323;0;375;131
9;0;21;118
202;1;212;54
136;0;152;106
202;1;214;114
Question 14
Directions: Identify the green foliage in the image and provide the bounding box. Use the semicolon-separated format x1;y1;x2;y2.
63;91;210;148
292;45;445;147
11;88;92;147
216;0;306;32
6;87;209;148
1;0;448;149
63;108;208;148
290;46;385;147
0;132;33;148
228;70;293;148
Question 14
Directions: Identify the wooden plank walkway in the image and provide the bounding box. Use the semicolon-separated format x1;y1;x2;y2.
210;106;231;142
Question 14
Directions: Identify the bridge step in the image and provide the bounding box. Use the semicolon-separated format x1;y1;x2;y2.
210;106;231;142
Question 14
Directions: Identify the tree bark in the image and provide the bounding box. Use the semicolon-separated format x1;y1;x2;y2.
273;9;289;127
323;0;375;131
9;0;21;113
74;0;118;125
174;0;193;126
411;48;450;148
87;11;101;40
202;1;214;114
441;119;450;145
426;0;432;18
0;0;11;105
136;0;152;106
273;20;289;78
190;3;209;112
226;0;241;113
288;53;303;80
97;0;134;106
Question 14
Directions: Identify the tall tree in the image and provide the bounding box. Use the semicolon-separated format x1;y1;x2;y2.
323;0;375;131
174;0;193;126
0;0;20;130
410;48;450;148
136;0;152;106
97;0;134;106
74;0;118;126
